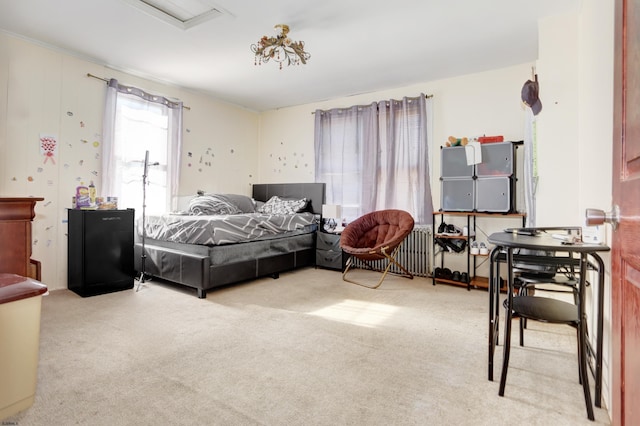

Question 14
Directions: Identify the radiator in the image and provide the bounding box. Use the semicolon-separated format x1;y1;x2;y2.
350;225;431;277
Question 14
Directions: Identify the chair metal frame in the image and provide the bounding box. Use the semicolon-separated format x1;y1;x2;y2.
342;242;413;289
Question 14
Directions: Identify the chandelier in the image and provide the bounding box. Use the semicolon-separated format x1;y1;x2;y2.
251;24;310;69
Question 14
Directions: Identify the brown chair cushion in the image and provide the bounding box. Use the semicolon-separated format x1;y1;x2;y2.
340;209;414;261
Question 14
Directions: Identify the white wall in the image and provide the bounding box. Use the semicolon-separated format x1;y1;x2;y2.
258;63;530;208
536;14;582;226
521;1;615;415
0;32;260;291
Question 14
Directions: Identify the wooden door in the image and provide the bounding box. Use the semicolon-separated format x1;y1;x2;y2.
612;0;640;424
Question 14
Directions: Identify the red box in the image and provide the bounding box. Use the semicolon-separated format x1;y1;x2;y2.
477;135;504;143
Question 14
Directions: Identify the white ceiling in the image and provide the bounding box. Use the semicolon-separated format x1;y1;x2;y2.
0;0;581;112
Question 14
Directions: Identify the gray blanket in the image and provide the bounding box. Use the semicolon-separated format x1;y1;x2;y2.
140;212;316;245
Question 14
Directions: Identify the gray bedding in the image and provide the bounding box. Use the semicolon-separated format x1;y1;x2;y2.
135;183;326;298
140;212;316;245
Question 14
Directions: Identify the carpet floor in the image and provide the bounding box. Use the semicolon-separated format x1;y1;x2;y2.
4;267;610;425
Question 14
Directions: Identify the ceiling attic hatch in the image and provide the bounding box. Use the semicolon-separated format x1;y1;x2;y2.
122;0;224;30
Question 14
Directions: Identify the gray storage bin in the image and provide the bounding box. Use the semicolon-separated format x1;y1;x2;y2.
475;176;514;212
441;146;474;178
477;142;515;177
317;232;342;251
316;249;344;270
441;178;474;212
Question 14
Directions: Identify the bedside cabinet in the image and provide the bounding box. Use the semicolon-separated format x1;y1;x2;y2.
316;231;347;271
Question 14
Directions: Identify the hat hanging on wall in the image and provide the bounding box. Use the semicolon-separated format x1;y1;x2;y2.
521;75;542;115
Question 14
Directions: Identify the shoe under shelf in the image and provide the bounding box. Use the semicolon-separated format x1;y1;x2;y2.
432;276;506;292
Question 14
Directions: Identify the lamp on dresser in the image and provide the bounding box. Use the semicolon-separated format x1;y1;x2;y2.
322;204;343;233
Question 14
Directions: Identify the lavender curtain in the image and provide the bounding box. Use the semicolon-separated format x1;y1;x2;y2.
377;95;432;224
101;78;183;212
314;103;378;222
314;94;433;224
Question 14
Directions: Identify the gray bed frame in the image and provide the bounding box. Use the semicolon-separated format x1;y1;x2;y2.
134;182;326;298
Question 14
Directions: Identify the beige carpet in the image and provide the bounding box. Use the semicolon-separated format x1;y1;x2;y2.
5;267;610;425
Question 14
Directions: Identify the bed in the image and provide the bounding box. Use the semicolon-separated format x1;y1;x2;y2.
134;183;325;298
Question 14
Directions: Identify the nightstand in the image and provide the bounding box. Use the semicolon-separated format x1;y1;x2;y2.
315;231;347;271
67;209;135;297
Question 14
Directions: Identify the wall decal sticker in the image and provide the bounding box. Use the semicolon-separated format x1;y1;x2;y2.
40;134;58;164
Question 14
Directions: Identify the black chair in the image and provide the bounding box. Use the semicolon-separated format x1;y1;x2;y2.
513;255;581;346
499;244;595;421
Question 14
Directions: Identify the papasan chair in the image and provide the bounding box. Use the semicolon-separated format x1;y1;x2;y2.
340;209;415;289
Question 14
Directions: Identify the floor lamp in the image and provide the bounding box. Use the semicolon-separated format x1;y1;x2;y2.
136;150;158;291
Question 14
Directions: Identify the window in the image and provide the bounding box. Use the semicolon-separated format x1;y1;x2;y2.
101;79;183;216
314;95;433;224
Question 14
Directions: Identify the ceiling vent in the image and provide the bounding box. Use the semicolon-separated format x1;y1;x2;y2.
122;0;224;30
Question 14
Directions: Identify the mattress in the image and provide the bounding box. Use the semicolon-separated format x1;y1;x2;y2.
140;212;316;245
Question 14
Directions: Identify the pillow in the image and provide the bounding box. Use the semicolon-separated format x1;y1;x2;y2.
280;196;310;212
257;196;308;215
188;194;241;215
220;194;256;213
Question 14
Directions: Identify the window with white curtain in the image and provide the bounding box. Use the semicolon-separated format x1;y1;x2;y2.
314;95;433;224
101;79;182;216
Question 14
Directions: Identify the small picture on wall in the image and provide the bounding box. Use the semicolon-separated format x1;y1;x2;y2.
39;133;58;165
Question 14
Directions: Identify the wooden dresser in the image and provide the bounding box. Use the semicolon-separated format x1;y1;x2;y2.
0;197;44;280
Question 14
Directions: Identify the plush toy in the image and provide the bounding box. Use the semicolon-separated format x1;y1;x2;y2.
446;136;469;147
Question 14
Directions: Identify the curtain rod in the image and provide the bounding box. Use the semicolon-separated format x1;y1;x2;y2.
86;73;191;111
311;93;433;114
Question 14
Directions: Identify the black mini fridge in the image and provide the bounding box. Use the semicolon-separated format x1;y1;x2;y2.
67;209;134;297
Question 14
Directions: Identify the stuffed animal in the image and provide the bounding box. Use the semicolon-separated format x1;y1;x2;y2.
446;136;468;147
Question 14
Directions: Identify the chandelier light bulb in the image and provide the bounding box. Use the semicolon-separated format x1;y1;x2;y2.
251;24;310;69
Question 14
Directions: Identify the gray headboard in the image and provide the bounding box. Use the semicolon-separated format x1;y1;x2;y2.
252;183;326;215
